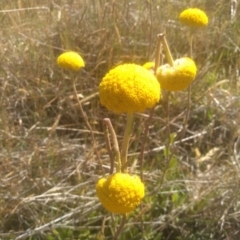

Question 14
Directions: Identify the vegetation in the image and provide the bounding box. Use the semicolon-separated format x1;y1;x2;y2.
1;0;240;239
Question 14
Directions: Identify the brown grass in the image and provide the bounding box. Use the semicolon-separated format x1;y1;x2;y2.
1;0;240;239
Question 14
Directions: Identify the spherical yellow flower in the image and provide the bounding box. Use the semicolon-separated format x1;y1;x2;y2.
156;57;197;91
99;64;160;114
142;61;154;71
179;8;208;27
96;173;145;214
57;51;85;71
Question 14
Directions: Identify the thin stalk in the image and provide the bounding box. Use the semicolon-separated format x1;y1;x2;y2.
147;0;153;60
158;91;176;187
180;33;194;139
154;34;162;74
139;33;162;235
189;32;193;58
138;108;154;237
121;113;134;172
103;118;121;173
165;91;171;147
103;120;114;174
139;33;162;181
159;33;174;66
72;78;103;171
139;108;155;181
113;214;127;240
180;84;191;139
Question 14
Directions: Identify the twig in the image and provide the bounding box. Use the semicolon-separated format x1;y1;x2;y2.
127;126;221;157
72;91;99;106
0;7;49;13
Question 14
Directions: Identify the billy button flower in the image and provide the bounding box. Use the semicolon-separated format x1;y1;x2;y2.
99;63;160;114
179;8;208;27
142;61;155;71
96;172;145;214
57;51;85;71
156;57;197;92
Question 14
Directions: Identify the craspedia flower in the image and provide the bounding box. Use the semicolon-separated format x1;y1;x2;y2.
99;64;160;114
96;173;145;214
142;61;154;71
179;8;208;27
156;57;197;91
57;51;85;71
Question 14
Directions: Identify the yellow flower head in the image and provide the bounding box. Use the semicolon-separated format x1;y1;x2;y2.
57;51;85;71
99;63;160;114
142;62;155;71
156;57;197;91
179;8;208;27
96;173;145;214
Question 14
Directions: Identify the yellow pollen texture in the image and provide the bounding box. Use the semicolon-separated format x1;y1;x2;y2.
57;51;85;71
96;173;145;214
179;8;208;27
99;63;160;114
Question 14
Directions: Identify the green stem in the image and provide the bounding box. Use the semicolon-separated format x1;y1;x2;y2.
121;113;134;172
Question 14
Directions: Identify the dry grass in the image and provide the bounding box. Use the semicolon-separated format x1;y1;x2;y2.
1;0;240;239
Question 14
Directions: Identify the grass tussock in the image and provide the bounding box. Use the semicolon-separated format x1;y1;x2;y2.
1;0;240;239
